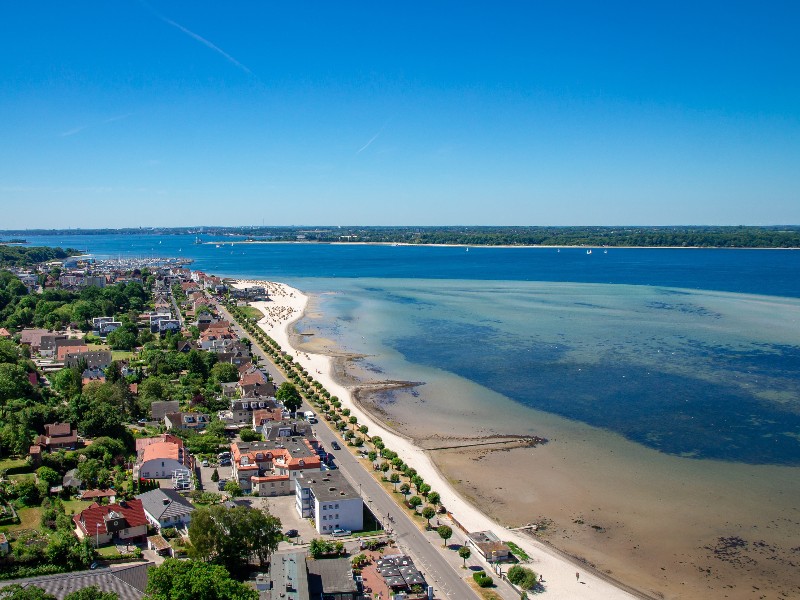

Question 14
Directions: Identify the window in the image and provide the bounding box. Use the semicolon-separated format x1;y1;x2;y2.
335;504;339;509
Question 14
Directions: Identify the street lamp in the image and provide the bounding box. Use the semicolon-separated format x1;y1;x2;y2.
95;523;100;548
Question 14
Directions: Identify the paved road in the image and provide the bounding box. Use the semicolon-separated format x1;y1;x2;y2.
217;301;479;599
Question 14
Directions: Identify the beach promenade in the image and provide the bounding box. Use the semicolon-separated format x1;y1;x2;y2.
230;280;642;600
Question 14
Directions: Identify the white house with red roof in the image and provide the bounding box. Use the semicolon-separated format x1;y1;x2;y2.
73;499;148;546
133;434;193;480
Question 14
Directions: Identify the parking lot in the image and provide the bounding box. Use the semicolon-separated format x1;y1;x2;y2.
197;460;232;492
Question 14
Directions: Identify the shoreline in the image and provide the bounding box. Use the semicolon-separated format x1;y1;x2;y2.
208;241;799;250
235;279;642;600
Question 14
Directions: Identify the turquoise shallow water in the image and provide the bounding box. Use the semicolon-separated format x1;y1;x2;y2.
296;279;800;465
22;234;800;465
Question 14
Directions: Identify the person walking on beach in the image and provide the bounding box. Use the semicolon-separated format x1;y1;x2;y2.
576;572;580;582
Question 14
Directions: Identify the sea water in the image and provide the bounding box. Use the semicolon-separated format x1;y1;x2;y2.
23;234;800;463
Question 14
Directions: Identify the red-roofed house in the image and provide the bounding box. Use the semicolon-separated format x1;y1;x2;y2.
134;435;193;479
73;499;148;546
0;328;11;339
31;422;78;454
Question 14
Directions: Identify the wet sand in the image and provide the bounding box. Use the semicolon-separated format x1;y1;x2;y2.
349;363;800;600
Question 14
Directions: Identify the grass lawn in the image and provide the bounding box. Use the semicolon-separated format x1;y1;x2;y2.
0;457;32;475
96;545;121;558
111;350;134;361
61;498;87;516
0;506;43;534
239;306;264;321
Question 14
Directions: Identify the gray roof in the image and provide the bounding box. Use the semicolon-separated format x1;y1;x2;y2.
263;552;309;599
150;400;180;421
302;471;360;503
306;556;358;595
63;468;82;488
0;563;149;599
135;488;194;521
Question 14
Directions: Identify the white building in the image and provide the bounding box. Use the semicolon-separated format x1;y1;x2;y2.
295;471;363;535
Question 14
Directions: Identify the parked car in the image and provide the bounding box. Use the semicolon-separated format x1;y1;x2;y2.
331;529;351;537
331;441;341;450
202;459;209;467
219;458;231;466
284;529;298;538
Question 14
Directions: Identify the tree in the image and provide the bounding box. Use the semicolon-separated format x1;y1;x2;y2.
359;425;369;436
239;428;260;442
422;505;436;527
437;524;453;547
458;545;471;567
399;483;410;499
275;382;302;415
0;586;56;600
188;504;281;576
36;466;60;488
507;565;538;590
0;362;33;404
211;362;239;383
224;480;242;497
63;586;119;600
408;496;422;512
106;323;138;350
146;559;258;600
210;468;219;483
390;473;400;490
348;416;358;430
427;491;440;508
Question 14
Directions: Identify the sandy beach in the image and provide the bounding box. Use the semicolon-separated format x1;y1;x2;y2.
233;279;642;600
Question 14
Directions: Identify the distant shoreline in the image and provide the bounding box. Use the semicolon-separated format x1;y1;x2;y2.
204;240;800;250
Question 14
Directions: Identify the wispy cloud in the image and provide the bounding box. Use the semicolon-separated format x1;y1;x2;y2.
140;0;252;76
357;119;393;155
60;113;133;137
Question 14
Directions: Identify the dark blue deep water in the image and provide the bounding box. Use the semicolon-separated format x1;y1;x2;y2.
21;233;800;298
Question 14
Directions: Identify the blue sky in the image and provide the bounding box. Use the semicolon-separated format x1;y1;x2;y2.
1;1;798;228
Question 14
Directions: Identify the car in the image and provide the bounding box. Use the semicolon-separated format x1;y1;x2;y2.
137;419;147;425
331;441;341;450
331;529;351;537
284;529;298;538
202;459;209;467
219;459;231;466
218;451;231;459
217;481;227;491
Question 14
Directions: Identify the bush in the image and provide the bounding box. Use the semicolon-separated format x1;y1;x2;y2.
473;570;493;587
508;565;538;590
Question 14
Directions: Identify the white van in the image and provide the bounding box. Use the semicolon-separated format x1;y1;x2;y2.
304;411;316;422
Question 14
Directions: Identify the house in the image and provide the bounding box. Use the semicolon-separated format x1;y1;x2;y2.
64;350;112;371
19;328;50;354
374;555;428;595
0;328;12;339
164;411;209;432
136;488;195;531
73;499;148;546
295;470;363;535
231;434;321;494
80;489;117;503
62;468;83;492
252;408;284;431
238;367;275;397
55;339;89;361
38;334;67;357
307;556;361;600
0;562;148;599
147;534;172;557
150;400;180;421
134;435;192;479
466;530;512;562
228;396;278;425
32;422;78;452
